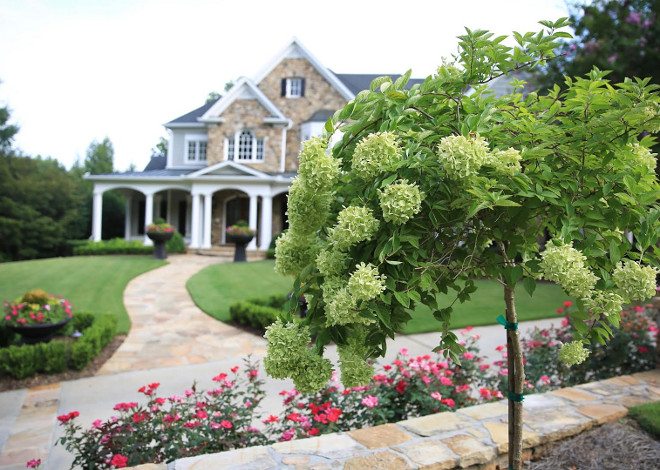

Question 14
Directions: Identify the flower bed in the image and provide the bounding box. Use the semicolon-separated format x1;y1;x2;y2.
52;303;657;469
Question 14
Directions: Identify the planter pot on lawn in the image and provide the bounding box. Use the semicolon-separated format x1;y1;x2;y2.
6;316;72;344
147;231;174;259
226;234;254;262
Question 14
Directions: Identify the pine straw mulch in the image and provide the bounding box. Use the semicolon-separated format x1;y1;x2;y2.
526;419;660;469
0;334;126;392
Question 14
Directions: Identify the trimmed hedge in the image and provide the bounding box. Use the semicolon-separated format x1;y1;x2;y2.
73;233;186;256
0;313;118;379
229;294;288;332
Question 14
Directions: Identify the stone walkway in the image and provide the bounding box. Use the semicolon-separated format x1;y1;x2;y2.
97;254;266;375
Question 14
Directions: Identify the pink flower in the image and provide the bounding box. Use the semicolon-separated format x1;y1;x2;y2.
361;395;378;408
540;375;551;385
626;11;642;25
439;376;453;386
231;366;239;373
26;458;41;468
563;301;573;307
479;388;491;399
638;347;649;353
463;352;474;360
400;348;409;356
263;415;279;424
220;420;232;429
431;391;442;401
91;419;103;429
495;345;505;352
131;413;148;423
109;454;128;468
480;364;490;371
556;308;564;314
249;369;259;377
195;410;208;419
57;411;79;424
281;429;296;441
441;398;455;408
499;368;509;376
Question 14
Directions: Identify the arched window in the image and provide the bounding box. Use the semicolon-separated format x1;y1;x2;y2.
225;130;265;161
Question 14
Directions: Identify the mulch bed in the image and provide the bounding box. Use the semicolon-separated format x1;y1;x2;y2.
526;419;660;469
0;334;126;392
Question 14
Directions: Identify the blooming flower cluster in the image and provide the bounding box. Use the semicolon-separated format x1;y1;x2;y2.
377;179;424;225
540;241;597;298
351;132;401;179
145;220;175;233
328;206;380;251
487;147;522;175
3;290;73;326
337;328;375;387
436;133;490;179
263;320;333;393
297;136;341;191
315;249;348;277
612;259;658;302
627;142;657;173
348;262;386;302
584;290;624;319
558;340;590;366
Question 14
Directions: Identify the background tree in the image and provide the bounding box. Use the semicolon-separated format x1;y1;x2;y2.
541;0;660;87
150;136;168;158
269;20;660;470
84;137;114;175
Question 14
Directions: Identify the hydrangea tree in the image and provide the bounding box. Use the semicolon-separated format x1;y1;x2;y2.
270;19;660;469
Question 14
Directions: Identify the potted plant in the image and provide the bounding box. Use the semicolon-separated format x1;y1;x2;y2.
3;289;73;344
226;220;256;262
146;218;176;259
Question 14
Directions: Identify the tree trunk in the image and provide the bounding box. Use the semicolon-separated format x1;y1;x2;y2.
504;285;525;469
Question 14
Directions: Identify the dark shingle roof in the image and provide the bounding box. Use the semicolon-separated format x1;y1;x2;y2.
144;156;166;171
306;109;334;123
332;73;426;95
92;169;196;178
166;99;219;125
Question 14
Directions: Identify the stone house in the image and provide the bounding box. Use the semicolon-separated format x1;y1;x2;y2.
87;38;423;250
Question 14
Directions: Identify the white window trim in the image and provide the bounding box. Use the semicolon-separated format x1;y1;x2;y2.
184;134;208;163
224;130;266;163
286;78;303;98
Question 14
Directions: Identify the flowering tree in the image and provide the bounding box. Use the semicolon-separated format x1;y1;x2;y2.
268;19;660;469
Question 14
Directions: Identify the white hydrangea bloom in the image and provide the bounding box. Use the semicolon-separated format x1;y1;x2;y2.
612;259;658;302
348;262;386;301
437;133;490;179
540;241;597;298
584;291;623;318
627;142;657;173
559;341;590;366
328;206;380;252
378;179;424;225
487;147;522;175
351;132;401;179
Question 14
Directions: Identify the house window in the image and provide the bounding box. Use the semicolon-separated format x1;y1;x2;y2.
185;138;207;162
281;78;305;98
225;130;264;161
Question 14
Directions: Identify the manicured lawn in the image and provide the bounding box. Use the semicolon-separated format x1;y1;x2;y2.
188;260;569;332
0;256;166;333
628;401;660;439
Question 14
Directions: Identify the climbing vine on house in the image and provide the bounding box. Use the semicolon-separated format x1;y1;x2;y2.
269;18;660;469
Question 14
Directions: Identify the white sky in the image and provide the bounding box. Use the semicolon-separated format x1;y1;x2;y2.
0;0;569;172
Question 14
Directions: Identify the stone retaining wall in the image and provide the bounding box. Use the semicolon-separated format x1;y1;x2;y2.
129;369;660;470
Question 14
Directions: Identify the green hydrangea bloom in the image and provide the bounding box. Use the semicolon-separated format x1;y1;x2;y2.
487;148;522;175
378;179;424;225
263;320;311;379
338;328;374;387
326;286;375;326
348;262;386;301
558;341;590;366
298;137;341;191
316;249;348;277
275;231;321;278
328;206;380;251
286;178;331;235
612;260;658;302
627;143;657;173
584;291;623;318
437;133;490;179
291;352;334;393
321;276;346;304
351;132;401;179
540;242;597;299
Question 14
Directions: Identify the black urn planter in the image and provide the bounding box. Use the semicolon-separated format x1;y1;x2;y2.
6;316;72;344
226;234;254;262
147;231;174;259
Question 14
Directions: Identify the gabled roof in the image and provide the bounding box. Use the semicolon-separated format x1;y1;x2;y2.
332;72;427;95
185;160;271;179
144;155;167;171
198;77;289;125
253;37;354;101
166;99;219;128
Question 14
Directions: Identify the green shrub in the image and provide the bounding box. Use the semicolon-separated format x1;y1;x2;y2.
72;312;95;332
230;301;283;332
265;248;276;259
247;294;288;309
70;341;93;370
0;324;17;348
0;345;37;379
36;342;68;374
73;236;186;256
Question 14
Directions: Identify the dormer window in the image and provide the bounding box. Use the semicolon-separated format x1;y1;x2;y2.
282;78;305;98
185;135;207;163
225;130;264;162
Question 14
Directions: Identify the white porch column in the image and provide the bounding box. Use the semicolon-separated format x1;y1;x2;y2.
92;190;103;242
259;195;273;250
202;193;213;249
144;193;154;246
154;194;162;219
166;190;173;224
190;192;201;248
248;194;258;250
124;195;132;240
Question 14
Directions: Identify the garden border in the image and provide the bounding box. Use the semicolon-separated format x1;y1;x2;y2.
126;369;660;470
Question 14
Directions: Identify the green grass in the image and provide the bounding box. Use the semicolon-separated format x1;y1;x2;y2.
628;401;660;439
0;256;166;333
188;260;569;332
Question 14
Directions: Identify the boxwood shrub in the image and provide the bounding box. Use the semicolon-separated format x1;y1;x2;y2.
73;233;186;256
0;313;118;379
229;294;288;332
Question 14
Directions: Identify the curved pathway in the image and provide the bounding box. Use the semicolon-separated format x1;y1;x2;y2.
97;254;267;375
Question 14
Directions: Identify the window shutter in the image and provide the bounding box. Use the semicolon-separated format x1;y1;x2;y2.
281;79;287;97
300;78;305;97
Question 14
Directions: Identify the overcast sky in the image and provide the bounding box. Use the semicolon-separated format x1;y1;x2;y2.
0;0;569;172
